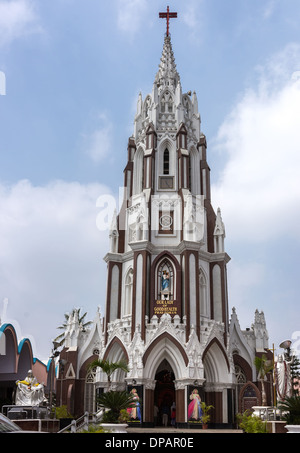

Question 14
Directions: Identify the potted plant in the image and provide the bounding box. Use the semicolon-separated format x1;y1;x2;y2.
97;390;136;433
236;410;268;433
54;405;74;430
200;402;214;429
88;358;129;390
87;358;132;432
80;424;106;433
277;395;300;433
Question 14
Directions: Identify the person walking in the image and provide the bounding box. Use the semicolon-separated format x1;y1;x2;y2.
170;402;176;427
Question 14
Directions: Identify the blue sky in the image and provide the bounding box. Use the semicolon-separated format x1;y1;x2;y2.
0;0;300;361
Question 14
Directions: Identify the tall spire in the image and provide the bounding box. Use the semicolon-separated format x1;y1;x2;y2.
154;34;180;93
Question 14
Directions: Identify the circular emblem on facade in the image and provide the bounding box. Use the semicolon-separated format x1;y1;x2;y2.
159;214;173;229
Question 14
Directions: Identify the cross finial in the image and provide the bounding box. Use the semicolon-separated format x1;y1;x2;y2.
159;6;177;37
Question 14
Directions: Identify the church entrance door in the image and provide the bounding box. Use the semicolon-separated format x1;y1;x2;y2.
154;360;175;426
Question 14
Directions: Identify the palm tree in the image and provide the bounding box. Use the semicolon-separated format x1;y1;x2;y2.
254;354;273;406
87;359;129;390
97;391;136;423
277;395;300;425
53;308;92;348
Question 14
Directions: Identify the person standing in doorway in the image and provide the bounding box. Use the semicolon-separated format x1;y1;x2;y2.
171;402;176;427
161;401;169;427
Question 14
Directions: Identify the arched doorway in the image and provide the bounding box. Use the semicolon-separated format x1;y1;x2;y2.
154;359;175;426
142;332;188;425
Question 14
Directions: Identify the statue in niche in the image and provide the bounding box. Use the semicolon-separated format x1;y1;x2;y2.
158;262;173;301
183;96;190;116
161;270;170;291
145;97;151;118
160;91;173;113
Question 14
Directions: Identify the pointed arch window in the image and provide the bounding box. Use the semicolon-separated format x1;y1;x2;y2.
163;148;169;175
234;364;247;384
133;148;144;194
199;269;209;318
84;367;96;413
188;155;192;191
123;269;133;316
156;258;174;300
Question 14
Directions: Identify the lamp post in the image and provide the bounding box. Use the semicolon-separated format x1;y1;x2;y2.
49;341;60;410
267;343;276;407
59;359;67;406
279;340;292;361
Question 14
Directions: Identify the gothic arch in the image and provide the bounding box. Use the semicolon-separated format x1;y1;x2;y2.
160;89;174;113
144;95;152;118
101;337;129;386
188;146;200;194
150;251;181;308
133;146;145;194
199;267;209;318
84;366;97;413
163;148;170;175
143;332;189;380
109;264;120;321
156;257;174;300
79;354;99;379
103;336;129;363
202;337;230;384
158;137;175;177
233;353;253;382
123;268;134;317
239;381;261;412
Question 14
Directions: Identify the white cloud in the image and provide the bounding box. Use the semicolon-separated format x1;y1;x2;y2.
181;0;203;31
211;43;300;244
0;0;42;47
82;112;113;163
0;179;112;359
116;0;148;36
262;0;277;19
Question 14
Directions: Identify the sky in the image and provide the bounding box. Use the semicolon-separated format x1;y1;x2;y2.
0;0;300;362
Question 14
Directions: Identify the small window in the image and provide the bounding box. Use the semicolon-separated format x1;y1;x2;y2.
163;149;169;175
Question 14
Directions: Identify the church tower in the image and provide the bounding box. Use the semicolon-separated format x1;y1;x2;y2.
101;23;235;425
54;11;272;423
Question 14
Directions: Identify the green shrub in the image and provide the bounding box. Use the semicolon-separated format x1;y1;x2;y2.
237;410;268;433
97;390;136;423
54;405;73;419
118;409;130;423
278;395;300;425
81;424;106;433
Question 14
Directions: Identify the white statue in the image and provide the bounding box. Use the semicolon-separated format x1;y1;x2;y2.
15;370;45;406
275;354;293;402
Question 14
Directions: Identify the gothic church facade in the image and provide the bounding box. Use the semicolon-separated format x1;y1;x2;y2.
57;32;271;427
